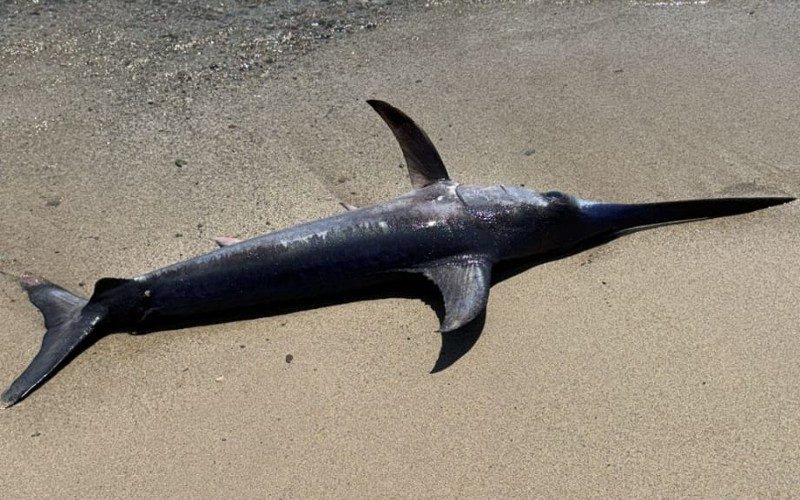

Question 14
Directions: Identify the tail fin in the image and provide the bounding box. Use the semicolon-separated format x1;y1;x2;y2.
586;197;795;233
1;274;107;408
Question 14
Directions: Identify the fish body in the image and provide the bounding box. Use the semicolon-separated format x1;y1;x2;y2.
2;100;793;407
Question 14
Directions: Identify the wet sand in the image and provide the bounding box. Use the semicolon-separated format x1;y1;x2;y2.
1;1;799;497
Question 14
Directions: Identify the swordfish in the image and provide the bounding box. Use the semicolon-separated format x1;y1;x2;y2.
2;100;794;407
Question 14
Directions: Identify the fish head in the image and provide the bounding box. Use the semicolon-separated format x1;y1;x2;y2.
456;184;597;259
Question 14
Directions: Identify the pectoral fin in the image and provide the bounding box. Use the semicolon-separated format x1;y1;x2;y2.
367;100;450;189
415;256;492;332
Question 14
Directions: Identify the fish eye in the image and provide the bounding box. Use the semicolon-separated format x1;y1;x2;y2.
544;190;566;199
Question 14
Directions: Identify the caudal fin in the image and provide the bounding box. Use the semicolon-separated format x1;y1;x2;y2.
586;197;795;233
1;275;107;408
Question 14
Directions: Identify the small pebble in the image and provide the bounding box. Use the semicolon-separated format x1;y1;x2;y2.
285;354;293;363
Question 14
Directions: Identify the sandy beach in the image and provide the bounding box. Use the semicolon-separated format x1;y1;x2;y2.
1;0;798;496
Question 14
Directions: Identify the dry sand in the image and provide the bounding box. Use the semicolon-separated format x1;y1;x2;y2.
1;0;799;497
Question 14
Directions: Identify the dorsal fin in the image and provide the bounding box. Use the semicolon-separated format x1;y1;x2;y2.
367;100;450;189
91;277;131;301
213;236;242;247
